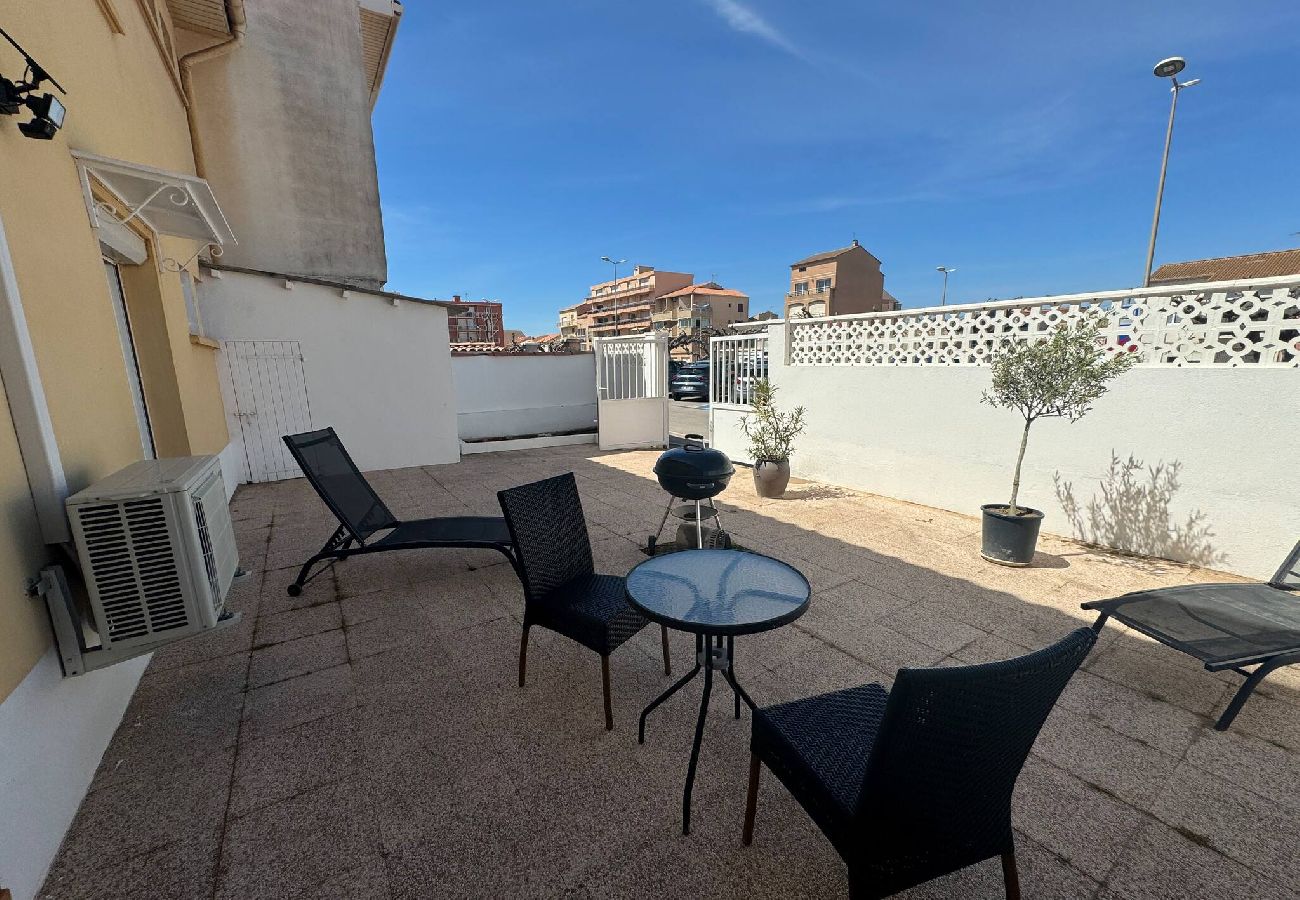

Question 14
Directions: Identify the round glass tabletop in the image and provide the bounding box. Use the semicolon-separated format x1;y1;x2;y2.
626;549;811;636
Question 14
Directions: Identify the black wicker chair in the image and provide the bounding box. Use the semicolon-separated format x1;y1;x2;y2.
497;473;671;730
743;628;1097;900
281;428;515;596
1083;539;1300;731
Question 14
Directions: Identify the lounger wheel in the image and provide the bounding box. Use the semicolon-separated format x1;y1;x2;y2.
286;583;303;597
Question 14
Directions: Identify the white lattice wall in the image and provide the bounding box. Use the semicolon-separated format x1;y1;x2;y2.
786;276;1300;368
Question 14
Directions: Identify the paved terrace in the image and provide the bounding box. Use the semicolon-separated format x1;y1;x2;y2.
41;446;1300;899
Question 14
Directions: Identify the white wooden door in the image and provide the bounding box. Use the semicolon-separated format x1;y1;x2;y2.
594;334;669;450
222;340;313;482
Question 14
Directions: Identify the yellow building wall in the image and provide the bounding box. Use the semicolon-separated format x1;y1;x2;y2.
0;1;230;700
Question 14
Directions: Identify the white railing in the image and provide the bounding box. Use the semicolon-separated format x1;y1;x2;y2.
594;334;667;400
710;331;769;406
786;275;1300;368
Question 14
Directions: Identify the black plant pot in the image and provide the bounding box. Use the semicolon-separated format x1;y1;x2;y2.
980;504;1044;566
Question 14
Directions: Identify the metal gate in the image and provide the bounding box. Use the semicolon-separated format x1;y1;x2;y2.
593;334;669;450
710;330;770;407
221;340;313;482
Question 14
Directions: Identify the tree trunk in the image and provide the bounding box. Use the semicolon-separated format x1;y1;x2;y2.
1009;417;1033;516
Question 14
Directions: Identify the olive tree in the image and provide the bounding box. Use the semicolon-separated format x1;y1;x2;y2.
740;379;806;462
982;318;1136;516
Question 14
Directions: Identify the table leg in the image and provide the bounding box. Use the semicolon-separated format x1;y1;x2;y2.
683;652;713;836
639;632;759;835
728;636;740;719
639;633;703;745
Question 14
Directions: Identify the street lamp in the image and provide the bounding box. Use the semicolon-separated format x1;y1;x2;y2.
1143;56;1200;287
936;266;956;306
600;256;626;336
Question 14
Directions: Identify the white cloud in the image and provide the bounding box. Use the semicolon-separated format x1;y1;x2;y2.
699;0;807;61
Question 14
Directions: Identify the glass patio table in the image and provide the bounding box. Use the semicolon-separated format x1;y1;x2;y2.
626;549;811;835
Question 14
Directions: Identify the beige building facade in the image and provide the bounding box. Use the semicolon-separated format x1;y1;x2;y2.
785;239;898;318
558;265;693;348
652;282;750;359
0;3;404;896
0;3;239;896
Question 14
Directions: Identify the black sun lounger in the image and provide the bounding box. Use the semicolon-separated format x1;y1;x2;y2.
1083;540;1300;730
281;427;515;596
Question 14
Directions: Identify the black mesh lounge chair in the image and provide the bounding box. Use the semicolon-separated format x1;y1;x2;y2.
281;428;515;596
743;628;1097;900
497;473;671;730
1083;540;1300;731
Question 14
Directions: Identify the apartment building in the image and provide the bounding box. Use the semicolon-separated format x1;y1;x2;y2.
785;239;897;318
558;304;583;343
448;297;505;346
651;282;750;359
558;265;693;348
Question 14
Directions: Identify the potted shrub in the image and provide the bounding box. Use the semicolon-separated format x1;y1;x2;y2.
740;379;806;499
980;318;1135;565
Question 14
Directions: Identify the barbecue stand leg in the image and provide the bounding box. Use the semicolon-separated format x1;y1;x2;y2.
650;497;674;552
694;500;704;549
639;633;703;744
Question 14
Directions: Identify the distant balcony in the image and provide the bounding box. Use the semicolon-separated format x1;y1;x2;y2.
787;286;835;303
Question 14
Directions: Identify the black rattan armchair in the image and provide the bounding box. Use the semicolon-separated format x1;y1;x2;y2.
497;473;671;730
1083;539;1300;731
282;428;515;596
743;628;1097;900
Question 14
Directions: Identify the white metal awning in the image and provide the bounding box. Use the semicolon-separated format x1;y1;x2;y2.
71;150;237;248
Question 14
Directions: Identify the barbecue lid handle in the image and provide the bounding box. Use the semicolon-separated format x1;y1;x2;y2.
683;433;705;451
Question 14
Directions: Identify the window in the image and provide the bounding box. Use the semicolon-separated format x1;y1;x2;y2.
103;260;156;459
738;303;744;313
794;281;808;295
816;278;832;293
180;270;204;335
640;278;650;287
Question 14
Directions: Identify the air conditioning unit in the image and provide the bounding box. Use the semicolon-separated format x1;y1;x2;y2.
49;455;240;673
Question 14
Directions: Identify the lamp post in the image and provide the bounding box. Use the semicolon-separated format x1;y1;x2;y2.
1143;56;1200;287
936;266;956;306
600;256;626;336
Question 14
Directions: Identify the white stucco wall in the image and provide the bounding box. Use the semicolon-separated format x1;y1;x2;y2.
0;649;149;900
712;324;1298;580
198;269;459;473
451;354;597;442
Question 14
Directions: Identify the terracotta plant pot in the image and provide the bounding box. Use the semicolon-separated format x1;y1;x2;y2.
980;503;1044;566
753;458;791;499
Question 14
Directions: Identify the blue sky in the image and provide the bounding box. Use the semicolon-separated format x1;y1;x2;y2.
373;1;1300;335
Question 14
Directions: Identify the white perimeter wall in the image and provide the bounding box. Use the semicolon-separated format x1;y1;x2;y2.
198;270;460;474
451;354;596;442
713;324;1298;580
0;649;149;900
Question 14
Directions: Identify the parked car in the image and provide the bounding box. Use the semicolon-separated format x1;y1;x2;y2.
732;355;769;404
670;362;710;401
